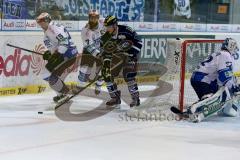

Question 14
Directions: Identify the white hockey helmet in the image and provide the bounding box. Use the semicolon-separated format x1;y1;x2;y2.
221;38;239;54
36;12;52;23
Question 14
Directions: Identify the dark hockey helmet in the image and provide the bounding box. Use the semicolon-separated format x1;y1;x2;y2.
221;38;239;54
36;12;52;23
104;15;118;26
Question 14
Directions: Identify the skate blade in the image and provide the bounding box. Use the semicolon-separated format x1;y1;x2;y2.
106;104;121;110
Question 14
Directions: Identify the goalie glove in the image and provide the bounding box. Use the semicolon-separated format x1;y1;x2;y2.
45;51;64;72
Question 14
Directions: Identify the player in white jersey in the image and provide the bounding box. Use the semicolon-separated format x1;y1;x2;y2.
36;12;78;103
189;38;240;121
79;10;105;94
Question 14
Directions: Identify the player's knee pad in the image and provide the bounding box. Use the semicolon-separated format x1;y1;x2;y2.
79;65;91;75
49;74;59;85
123;67;137;82
123;72;137;81
78;66;90;83
221;101;239;117
96;79;104;86
49;74;65;93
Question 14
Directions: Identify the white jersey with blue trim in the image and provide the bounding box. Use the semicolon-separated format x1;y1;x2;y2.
192;50;235;88
81;20;105;49
43;21;77;58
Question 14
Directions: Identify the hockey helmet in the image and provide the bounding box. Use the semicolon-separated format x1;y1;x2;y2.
104;15;118;27
221;38;239;54
36;12;52;23
89;10;99;18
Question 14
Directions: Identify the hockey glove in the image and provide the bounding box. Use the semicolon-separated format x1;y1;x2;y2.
45;52;64;72
83;45;100;57
43;50;51;60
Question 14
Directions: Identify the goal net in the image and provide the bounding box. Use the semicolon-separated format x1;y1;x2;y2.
127;38;224;118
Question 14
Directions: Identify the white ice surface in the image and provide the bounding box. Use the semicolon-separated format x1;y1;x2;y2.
0;91;240;160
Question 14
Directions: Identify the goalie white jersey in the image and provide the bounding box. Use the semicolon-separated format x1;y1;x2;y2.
192;50;235;88
43;21;78;58
81;20;105;48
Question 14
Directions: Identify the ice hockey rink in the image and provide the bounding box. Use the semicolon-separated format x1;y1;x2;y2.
0;89;240;160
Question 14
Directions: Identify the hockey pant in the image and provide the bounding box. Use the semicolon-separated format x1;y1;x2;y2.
190;79;218;100
47;57;77;94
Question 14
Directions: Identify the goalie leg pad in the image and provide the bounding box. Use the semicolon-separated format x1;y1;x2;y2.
219;101;239;117
189;87;229;122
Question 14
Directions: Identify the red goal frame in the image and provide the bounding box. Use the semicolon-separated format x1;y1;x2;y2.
179;39;224;111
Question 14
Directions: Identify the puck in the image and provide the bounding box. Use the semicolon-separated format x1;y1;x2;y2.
38;111;43;114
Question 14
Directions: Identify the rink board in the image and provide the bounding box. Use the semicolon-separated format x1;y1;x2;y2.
1;32;240;96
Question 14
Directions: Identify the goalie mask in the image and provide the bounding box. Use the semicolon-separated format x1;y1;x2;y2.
36;12;52;23
88;10;99;29
221;38;239;55
173;0;191;19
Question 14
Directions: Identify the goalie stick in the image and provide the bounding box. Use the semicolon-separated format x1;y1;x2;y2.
170;107;190;119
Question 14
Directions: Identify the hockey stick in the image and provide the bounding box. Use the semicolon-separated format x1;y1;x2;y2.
54;32;126;109
55;54;124;110
6;43;43;56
